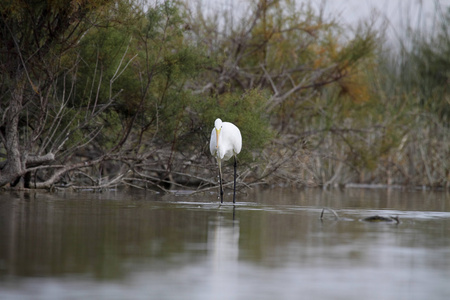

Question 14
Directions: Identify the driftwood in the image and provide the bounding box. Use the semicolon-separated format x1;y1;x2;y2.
320;208;400;224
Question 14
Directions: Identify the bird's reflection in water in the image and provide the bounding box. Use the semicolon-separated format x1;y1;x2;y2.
207;207;240;296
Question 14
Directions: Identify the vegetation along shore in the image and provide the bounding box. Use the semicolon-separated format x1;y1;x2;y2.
1;0;448;192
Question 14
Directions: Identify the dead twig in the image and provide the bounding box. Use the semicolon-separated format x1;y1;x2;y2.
320;207;340;220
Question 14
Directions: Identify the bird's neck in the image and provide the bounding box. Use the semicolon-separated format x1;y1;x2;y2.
215;147;225;160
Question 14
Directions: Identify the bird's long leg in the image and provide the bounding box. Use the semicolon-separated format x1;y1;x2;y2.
233;156;237;204
218;159;224;203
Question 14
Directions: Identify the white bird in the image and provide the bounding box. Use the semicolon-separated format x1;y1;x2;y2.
210;118;242;203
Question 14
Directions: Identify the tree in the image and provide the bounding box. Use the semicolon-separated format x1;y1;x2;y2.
183;0;378;187
0;0;114;187
0;0;222;190
400;5;450;123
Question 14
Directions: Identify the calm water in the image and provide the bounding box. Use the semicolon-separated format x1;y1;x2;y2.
0;188;449;300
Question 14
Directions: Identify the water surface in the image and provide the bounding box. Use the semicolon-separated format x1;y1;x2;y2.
0;188;449;299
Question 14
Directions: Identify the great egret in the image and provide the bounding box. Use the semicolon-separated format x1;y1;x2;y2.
210;118;242;203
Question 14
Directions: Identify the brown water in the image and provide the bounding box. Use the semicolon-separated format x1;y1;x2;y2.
0;188;449;300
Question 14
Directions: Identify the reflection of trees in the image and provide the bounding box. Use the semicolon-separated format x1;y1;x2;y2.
234;189;450;266
0;194;212;278
0;190;449;281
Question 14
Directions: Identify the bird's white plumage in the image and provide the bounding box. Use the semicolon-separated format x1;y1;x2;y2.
210;118;242;161
210;118;242;203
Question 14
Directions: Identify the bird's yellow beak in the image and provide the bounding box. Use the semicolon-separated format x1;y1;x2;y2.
215;128;220;148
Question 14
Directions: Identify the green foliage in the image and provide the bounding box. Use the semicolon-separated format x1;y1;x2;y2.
67;0;211;152
1;0;447;188
397;6;450;124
